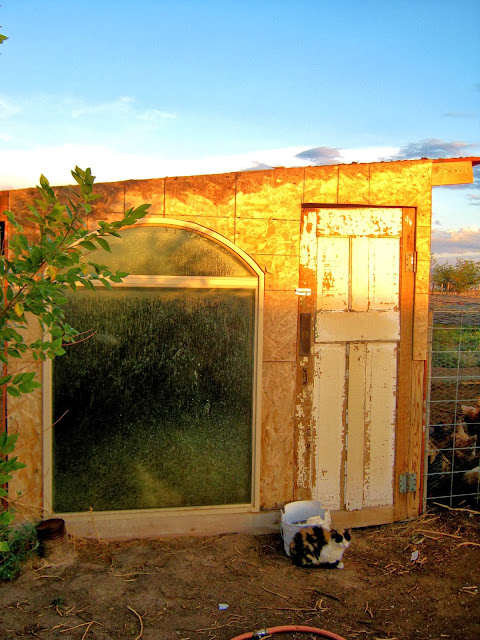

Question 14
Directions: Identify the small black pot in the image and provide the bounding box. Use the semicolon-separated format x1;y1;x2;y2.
35;518;71;563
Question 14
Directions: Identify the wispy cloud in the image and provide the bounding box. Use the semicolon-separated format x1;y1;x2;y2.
138;109;176;122
295;146;342;164
431;227;480;260
473;165;480;189
70;96;176;123
0;95;22;119
467;194;480;205
293;145;399;166
71;96;135;118
241;161;274;171
385;138;479;160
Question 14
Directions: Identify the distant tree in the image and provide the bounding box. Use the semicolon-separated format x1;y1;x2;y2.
431;258;455;293
451;259;480;293
431;257;480;294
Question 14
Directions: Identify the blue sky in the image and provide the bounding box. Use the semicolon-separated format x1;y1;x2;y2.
1;0;479;261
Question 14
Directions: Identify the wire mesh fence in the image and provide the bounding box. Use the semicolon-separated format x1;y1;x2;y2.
425;308;480;509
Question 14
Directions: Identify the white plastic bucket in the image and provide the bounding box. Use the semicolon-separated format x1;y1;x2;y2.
280;500;332;556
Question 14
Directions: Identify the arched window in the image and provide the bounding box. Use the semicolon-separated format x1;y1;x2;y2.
47;221;262;513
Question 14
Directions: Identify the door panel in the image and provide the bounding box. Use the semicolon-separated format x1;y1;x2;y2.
315;310;399;342
344;343;367;510
315;207;402;237
363;343;397;507
365;238;399;310
317;237;349;311
309;208;402;513
312;343;346;510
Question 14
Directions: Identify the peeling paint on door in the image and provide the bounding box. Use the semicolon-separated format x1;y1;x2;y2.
302;208;402;513
312;343;347;510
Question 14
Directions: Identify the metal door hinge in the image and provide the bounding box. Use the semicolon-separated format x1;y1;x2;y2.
399;472;417;493
405;251;417;273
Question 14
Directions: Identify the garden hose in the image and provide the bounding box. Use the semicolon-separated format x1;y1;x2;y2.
229;624;346;639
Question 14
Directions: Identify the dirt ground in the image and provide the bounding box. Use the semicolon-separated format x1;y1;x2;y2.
0;508;479;640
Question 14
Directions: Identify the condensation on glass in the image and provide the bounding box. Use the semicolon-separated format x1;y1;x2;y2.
90;225;252;277
53;225;258;513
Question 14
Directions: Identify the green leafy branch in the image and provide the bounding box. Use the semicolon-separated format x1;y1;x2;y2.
0;167;150;398
0;432;26;552
0;167;149;556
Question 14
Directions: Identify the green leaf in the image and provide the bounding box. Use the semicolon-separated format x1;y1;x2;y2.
39;174;50;190
56;254;74;267
17;235;29;251
6;386;21;397
79;240;97;251
18;379;42;393
95;237;111;252
71;170;83;185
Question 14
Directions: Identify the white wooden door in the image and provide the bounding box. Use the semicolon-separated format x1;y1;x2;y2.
307;208;402;512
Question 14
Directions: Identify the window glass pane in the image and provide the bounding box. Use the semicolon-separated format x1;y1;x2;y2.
53;287;254;512
91;226;253;276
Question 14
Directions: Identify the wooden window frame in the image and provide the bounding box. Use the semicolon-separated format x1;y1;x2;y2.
42;219;265;533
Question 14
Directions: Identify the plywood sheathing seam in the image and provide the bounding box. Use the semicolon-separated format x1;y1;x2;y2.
338;164;370;204
6;362;44;519
304;165;339;204
85;181;126;230
236;167;304;220
125;177;166;215
263;291;298;362
251;254;300;291
260;361;296;508
165;173;236;219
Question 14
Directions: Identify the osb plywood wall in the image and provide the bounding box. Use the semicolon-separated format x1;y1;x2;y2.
3;160;437;516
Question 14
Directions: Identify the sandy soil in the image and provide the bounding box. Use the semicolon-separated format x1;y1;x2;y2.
1;508;479;640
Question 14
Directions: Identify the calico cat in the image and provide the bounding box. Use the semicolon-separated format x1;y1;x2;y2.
289;526;351;569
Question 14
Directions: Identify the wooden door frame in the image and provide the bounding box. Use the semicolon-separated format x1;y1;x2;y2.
294;205;423;527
